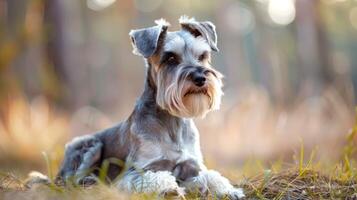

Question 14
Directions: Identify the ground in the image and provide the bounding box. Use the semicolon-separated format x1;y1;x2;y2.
1;165;357;200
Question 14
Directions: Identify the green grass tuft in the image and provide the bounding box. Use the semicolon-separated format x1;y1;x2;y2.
1;111;357;199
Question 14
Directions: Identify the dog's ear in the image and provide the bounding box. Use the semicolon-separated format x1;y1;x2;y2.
179;16;218;52
129;19;170;58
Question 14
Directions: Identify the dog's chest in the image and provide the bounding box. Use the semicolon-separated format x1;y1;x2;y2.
135;122;201;168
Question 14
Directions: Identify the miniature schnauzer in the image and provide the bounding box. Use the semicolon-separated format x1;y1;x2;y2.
56;16;244;199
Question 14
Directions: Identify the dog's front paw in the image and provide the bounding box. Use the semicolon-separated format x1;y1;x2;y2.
224;187;245;200
77;176;98;187
159;187;186;199
173;159;200;182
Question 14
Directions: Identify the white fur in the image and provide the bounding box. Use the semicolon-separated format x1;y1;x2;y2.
28;171;49;180
208;72;224;111
192;37;211;57
164;34;185;54
133;119;202;169
179;15;197;24
182;32;211;57
182;170;245;199
165;31;211;61
154;18;170;27
116;170;185;196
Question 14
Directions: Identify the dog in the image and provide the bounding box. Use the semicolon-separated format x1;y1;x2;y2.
55;16;244;199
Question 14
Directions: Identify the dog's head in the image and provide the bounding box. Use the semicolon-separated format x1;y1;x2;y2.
129;16;223;118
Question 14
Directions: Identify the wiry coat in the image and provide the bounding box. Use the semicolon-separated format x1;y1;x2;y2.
56;16;244;199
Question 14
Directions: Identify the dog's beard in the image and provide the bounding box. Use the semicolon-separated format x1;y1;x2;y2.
156;67;223;118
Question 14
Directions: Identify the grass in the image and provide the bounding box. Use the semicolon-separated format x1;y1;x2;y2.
0;163;356;199
240;168;357;199
236;116;357;199
0;94;356;199
1;132;357;200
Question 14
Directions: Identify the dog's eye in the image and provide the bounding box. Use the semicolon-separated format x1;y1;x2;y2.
162;52;179;65
198;52;208;61
167;55;178;65
168;55;175;62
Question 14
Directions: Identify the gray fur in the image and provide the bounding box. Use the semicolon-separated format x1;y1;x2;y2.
57;135;102;183
179;17;219;52
173;159;200;182
129;23;168;58
56;16;244;199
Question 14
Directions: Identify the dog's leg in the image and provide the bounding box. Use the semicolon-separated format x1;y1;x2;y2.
182;169;245;199
56;135;103;185
116;170;185;198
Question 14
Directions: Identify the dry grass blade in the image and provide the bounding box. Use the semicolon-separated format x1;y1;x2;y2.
0;172;27;191
240;169;357;200
0;168;357;199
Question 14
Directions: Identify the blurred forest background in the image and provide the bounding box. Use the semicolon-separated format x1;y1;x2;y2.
0;0;357;177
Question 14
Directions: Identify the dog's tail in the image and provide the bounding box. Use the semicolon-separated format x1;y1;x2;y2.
25;171;51;188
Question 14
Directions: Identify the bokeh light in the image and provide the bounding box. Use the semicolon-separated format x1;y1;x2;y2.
350;7;357;30
87;0;117;11
225;2;255;35
268;0;296;25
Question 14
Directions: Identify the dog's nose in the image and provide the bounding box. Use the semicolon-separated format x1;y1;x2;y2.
192;72;206;87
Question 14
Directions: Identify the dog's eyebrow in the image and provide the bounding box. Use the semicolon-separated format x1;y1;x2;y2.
191;37;211;56
199;51;209;59
163;35;185;54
